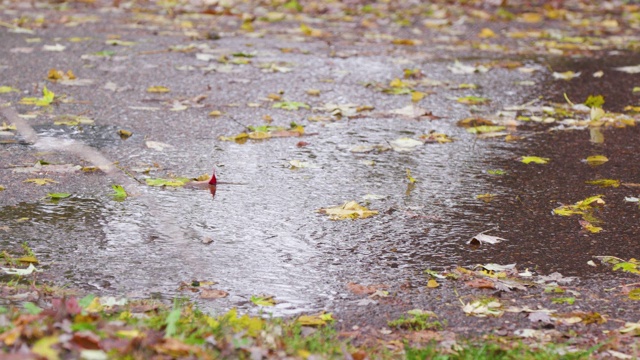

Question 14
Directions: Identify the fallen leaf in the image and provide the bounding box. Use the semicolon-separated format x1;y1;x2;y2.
585;179;619;187
520;156;549;164
468;233;507;245
615;64;640;74
1;263;42;275
318;201;378;220
552;71;580;80
147;86;170;93
390;137;423;152
47;192;71;199
251;295;276;306
584;155;608;166
24;178;57;185
200;289;228;299
146;141;174;151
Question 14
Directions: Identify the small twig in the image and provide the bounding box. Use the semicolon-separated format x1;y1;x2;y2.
228;116;252;132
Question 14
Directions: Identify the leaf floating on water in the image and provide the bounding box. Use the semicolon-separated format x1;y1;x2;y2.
318;201;378;220
47;192;71;199
390;137;423;152
250;295;276;307
406;168;416;183
475;193;494;203
420;132;452;143
520;156;549;164
111;185;127;200
584;155;608;166
146;141;174;151
200;289;228;299
289;160;319;169
487;169;505;175
552;71;581;80
118;129;132;139
585;179;620;188
467;233;507;246
145;178;190;187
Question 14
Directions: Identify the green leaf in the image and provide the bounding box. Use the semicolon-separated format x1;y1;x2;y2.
457;96;490;105
521;156;550;164
145;178;190;187
584;95;604;108
165;308;181;338
612;262;640;274
552;297;576;305
272;101;310;110
250;295;276;307
585;179;620;188
629;288;640;300
111;184;128;200
23;302;43;314
0;86;19;93
93;50;115;57
487;169;505;175
79;294;96;309
47;192;71;199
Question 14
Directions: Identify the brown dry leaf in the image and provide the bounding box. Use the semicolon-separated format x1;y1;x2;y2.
466;278;496;289
347;282;385;295
200;289;228;299
153;338;202;357
456;117;494;128
406;330;443;343
71;331;101;350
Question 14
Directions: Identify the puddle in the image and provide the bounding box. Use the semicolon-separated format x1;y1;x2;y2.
2;49;638;316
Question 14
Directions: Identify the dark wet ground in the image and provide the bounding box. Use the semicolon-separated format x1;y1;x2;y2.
1;0;639;341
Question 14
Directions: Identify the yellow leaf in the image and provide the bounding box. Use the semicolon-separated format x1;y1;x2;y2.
580;220;602;233
0;86;19;93
585;179;620;188
585;155;608;166
248;131;271;139
24;178;57;186
476;193;494;203
32;336;60;360
209;110;223;117
406;168;416;183
521;156;549;164
389;78;409;88
297;315;327;326
392;38;419;46
116;329;141;338
477;28;497;38
411;91;426;102
17;256;39;263
147;86;170;93
427;279;440;288
519;12;542;23
318;201;378;220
